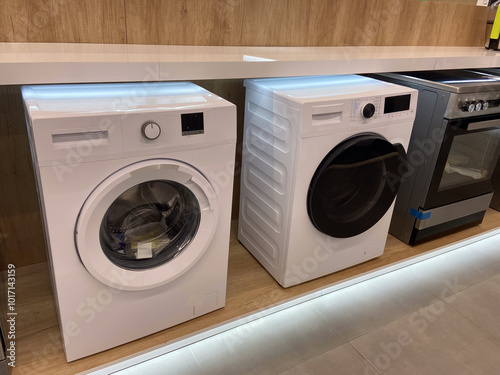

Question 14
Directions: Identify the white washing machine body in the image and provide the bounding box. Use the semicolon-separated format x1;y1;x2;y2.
22;82;236;361
239;75;417;287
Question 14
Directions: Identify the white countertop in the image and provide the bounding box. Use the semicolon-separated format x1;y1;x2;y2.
1;43;500;84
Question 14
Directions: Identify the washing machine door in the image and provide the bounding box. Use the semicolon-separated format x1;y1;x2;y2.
307;134;407;238
75;159;218;291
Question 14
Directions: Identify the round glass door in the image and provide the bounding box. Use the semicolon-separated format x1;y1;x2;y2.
307;134;407;238
75;160;218;291
100;180;201;270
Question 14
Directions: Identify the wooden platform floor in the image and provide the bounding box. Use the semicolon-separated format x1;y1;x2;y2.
9;209;500;375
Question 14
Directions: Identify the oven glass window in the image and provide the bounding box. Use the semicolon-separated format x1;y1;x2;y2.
99;180;201;270
439;129;500;191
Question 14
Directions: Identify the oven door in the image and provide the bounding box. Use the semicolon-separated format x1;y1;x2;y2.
423;115;500;210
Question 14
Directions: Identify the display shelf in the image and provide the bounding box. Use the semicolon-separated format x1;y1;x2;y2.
10;209;500;375
1;43;500;85
5;41;500;374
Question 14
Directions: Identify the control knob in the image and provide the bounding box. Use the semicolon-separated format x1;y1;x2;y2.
476;100;488;111
461;101;476;113
361;103;376;119
141;121;161;140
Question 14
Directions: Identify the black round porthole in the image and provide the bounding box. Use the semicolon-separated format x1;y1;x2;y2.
307;134;407;238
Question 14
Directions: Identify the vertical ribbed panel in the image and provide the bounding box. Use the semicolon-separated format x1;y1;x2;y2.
238;89;299;274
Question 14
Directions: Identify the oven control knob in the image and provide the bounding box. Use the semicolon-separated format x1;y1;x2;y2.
361;103;376;119
141;121;161;140
476;100;487;111
482;101;489;110
461;101;476;113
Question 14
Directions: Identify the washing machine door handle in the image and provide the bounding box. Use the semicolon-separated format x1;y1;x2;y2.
307;134;407;239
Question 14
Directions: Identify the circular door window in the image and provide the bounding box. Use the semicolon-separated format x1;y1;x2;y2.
99;180;200;270
307;134;407;238
75;159;218;291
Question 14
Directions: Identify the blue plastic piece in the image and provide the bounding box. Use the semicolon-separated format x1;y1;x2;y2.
410;208;432;220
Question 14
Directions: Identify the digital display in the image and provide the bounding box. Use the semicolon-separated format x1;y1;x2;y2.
181;112;204;136
384;94;411;114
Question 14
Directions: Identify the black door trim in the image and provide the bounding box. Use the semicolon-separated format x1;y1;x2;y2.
307;133;407;238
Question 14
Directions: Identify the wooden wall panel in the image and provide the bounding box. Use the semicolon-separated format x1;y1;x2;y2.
0;0;126;43
376;2;430;46
125;0;488;47
305;0;385;46
53;0;126;43
432;0;477;3
376;1;489;47
0;0;57;42
0;87;46;270
125;0;246;45
238;0;310;46
0;0;489;47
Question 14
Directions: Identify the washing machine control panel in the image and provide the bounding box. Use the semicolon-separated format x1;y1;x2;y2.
141;121;162;140
351;94;414;123
181;112;205;136
140;112;206;141
351;97;382;122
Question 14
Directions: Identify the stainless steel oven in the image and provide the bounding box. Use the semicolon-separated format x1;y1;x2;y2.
369;70;500;244
476;68;500;212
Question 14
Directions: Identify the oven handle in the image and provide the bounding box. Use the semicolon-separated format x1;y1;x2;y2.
467;118;500;131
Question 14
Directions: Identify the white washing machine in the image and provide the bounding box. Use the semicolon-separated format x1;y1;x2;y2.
22;82;236;361
239;75;417;287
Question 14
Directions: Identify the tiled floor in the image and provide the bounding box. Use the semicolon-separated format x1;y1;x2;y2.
111;233;500;375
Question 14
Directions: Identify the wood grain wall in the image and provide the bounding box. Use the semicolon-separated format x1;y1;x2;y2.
0;0;490;47
0;86;47;269
0;0;492;269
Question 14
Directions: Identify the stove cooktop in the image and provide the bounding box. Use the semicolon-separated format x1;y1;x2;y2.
384;70;500;94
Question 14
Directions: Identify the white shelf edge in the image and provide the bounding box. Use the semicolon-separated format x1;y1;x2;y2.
1;43;500;84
